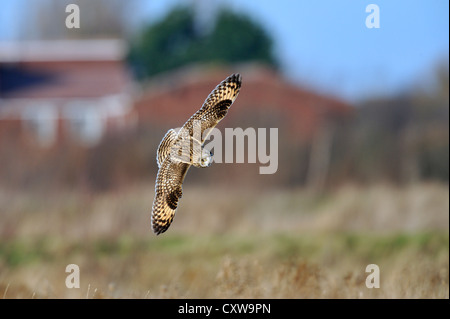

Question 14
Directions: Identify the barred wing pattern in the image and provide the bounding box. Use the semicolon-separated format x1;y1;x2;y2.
151;74;242;235
178;73;242;143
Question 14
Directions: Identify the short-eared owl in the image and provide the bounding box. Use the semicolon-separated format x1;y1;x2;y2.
151;73;242;235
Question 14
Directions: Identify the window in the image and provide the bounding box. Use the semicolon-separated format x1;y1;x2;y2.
65;100;103;146
22;103;57;147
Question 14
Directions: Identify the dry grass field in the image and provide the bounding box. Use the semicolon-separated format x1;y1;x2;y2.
0;182;448;298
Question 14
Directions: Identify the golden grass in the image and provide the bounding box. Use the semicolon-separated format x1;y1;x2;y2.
0;182;448;298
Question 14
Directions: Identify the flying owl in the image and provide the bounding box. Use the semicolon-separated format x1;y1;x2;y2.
151;73;242;235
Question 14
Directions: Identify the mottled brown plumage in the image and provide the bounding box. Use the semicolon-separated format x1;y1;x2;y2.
151;73;242;235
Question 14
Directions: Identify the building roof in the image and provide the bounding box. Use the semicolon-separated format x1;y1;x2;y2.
0;39;131;99
0;39;127;63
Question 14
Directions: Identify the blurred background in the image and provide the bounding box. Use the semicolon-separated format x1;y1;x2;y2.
0;0;448;298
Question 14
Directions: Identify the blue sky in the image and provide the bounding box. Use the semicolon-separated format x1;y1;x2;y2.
0;0;448;102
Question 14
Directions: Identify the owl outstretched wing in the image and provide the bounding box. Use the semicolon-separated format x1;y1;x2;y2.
178;73;242;143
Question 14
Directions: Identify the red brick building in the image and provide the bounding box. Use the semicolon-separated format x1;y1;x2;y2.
0;39;135;148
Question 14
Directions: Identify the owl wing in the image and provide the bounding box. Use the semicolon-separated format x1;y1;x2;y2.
178;73;242;144
156;129;178;168
151;158;190;235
